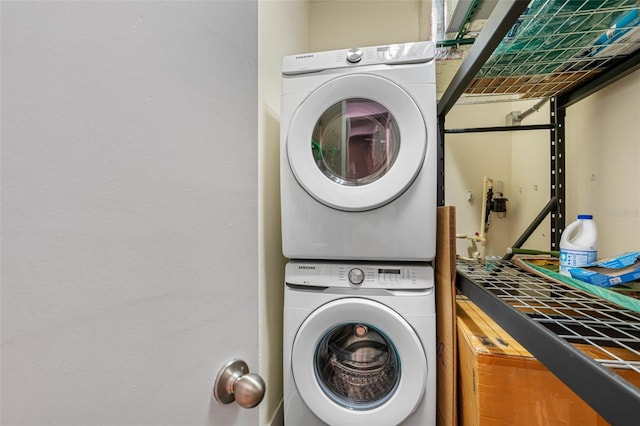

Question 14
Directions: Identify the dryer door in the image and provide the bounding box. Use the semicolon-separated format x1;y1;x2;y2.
291;297;428;425
286;74;427;211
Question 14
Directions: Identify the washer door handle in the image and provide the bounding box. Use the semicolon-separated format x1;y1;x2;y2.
213;359;266;409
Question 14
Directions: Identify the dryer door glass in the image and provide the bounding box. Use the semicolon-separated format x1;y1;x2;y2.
286;74;428;211
312;99;400;186
314;322;401;410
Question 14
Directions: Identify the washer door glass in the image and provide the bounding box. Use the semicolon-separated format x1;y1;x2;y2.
312;99;400;186
315;322;400;410
291;298;428;425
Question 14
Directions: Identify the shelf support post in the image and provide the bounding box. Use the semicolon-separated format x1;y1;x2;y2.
437;114;445;206
550;96;566;251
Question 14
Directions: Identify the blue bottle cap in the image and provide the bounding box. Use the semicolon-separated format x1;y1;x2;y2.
577;214;593;220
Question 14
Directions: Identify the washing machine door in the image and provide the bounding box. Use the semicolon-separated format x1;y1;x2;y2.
286;74;427;211
291;297;428;425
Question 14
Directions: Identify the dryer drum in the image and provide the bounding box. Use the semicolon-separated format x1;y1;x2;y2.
316;324;400;405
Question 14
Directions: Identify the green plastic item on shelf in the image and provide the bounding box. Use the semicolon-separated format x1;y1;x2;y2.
507;247;560;257
525;261;640;313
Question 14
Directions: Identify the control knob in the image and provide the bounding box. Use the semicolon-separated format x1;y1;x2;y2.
346;48;363;63
348;268;365;285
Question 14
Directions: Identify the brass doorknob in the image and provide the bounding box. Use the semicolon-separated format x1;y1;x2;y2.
213;359;266;409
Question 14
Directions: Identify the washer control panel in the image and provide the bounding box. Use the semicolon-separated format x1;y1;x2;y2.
285;261;434;290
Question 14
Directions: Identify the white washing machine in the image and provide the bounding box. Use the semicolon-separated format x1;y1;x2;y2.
283;261;436;426
280;41;437;262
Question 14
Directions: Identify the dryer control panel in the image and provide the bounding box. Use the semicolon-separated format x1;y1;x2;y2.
282;41;435;75
286;261;434;290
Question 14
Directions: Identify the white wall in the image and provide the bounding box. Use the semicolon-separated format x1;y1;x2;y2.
258;2;310;424
2;2;259;425
444;102;514;258
446;68;640;260
509;100;552;252
565;69;640;258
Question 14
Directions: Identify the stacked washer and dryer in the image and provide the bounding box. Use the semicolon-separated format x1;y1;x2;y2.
280;41;438;426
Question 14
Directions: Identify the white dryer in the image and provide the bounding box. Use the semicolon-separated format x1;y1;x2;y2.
283;261;436;426
280;41;438;262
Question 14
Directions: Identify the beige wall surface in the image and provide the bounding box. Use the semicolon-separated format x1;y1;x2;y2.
258;1;309;424
309;0;424;51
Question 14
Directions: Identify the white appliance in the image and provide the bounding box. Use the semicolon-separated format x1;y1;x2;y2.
283;261;436;426
280;42;438;261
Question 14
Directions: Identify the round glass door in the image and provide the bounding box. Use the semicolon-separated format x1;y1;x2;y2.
291;298;427;425
287;74;427;211
312;99;400;187
314;322;400;410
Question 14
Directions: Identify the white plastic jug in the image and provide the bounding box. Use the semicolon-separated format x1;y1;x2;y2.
559;214;597;276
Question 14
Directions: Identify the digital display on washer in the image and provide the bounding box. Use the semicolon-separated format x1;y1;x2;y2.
378;268;401;274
